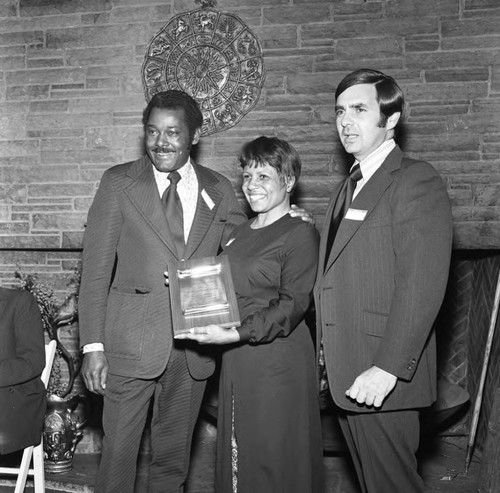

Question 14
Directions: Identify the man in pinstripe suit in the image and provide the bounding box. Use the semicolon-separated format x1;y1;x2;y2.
78;91;247;493
315;69;453;493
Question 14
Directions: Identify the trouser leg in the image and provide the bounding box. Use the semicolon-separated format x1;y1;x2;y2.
339;408;423;493
148;347;207;493
337;412;368;493
94;374;156;493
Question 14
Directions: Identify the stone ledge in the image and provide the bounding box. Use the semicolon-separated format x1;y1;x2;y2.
0;477;93;493
0;453;136;493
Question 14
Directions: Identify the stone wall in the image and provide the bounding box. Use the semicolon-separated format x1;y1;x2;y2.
1;0;499;264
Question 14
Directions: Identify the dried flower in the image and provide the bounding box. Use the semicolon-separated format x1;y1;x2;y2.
15;267;81;397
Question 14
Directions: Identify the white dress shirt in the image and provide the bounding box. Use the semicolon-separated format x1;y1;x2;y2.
352;139;396;200
152;158;199;242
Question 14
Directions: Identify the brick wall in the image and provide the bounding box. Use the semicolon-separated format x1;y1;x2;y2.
1;0;499;271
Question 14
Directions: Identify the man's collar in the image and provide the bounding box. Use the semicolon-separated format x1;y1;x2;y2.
359;139;396;166
350;139;396;180
151;158;194;182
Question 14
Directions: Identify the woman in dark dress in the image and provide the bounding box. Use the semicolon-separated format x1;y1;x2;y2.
176;136;323;493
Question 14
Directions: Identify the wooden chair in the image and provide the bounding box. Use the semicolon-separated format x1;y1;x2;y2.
0;339;57;493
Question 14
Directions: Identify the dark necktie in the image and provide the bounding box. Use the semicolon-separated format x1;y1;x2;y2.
162;170;184;256
325;163;363;261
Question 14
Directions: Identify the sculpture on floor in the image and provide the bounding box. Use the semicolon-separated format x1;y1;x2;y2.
16;268;87;473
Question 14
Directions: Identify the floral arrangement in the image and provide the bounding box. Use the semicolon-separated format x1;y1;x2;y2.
15;267;81;397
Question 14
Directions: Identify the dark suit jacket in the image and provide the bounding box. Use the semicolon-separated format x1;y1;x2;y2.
78;156;246;380
315;146;453;413
0;288;46;454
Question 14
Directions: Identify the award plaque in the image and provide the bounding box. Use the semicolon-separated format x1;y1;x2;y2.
168;255;240;335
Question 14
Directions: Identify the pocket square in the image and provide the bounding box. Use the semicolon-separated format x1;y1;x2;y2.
345;208;367;221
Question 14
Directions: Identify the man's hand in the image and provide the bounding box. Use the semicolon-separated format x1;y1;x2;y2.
289;204;315;224
345;365;397;408
82;351;109;396
174;325;240;345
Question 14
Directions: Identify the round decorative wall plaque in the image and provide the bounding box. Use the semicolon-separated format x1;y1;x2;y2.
142;5;266;136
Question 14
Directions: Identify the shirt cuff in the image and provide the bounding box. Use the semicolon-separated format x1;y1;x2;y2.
83;343;104;353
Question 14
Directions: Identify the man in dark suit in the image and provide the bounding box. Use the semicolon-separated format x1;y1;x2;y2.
0;288;46;455
78;90;247;493
79;90;310;493
315;69;453;493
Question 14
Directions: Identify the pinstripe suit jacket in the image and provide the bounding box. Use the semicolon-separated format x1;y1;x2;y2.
314;146;453;412
78;156;246;381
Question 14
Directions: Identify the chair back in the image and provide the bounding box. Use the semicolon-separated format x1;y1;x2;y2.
0;338;58;493
42;340;57;388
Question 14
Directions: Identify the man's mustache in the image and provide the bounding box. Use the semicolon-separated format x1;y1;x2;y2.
151;146;174;153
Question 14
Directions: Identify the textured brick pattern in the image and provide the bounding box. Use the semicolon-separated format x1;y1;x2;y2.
434;253;500;451
435;256;472;388
467;255;500;450
0;0;499;252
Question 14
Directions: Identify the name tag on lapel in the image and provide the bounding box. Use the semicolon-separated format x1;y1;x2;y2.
345;208;367;221
201;189;215;210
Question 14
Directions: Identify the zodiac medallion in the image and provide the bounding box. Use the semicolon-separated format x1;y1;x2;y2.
142;7;266;136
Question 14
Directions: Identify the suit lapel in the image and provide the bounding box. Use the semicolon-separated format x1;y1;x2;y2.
318;180;344;278
124;157;179;257
324;147;403;273
183;165;222;259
